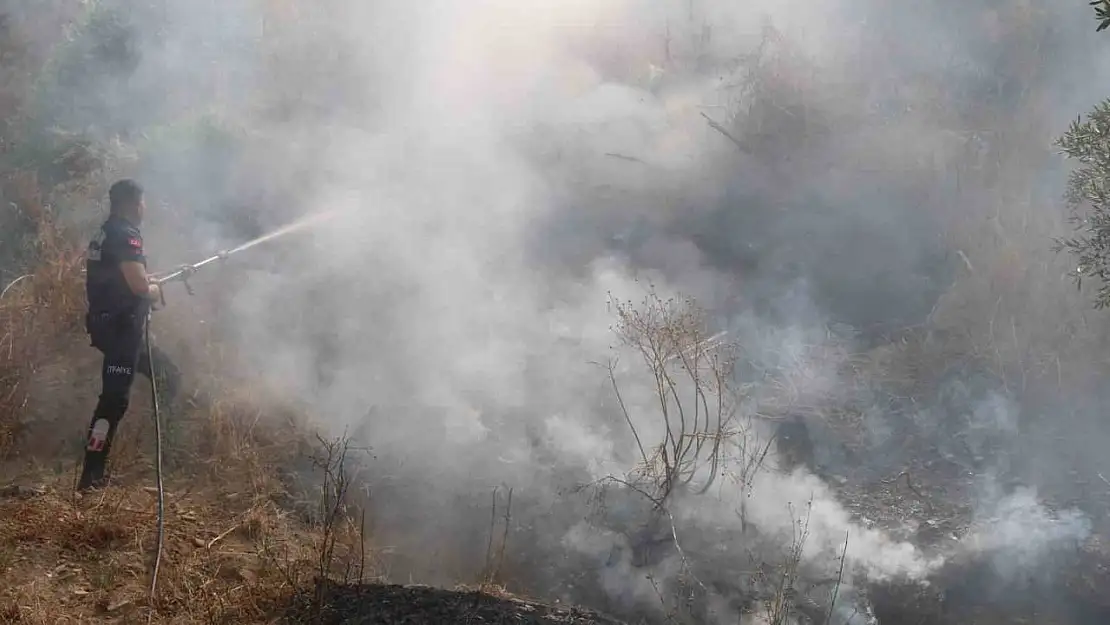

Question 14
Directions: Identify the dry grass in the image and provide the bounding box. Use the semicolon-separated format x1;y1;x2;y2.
0;172;87;462
0;367;371;624
0;475;304;623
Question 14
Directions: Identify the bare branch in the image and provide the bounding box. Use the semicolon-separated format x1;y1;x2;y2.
605;359;651;468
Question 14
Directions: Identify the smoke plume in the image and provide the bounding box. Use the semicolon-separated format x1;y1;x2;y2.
8;0;1110;620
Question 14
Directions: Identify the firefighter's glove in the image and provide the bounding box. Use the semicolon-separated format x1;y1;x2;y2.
146;282;164;310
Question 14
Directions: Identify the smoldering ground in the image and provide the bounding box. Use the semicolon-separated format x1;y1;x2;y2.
9;0;1110;621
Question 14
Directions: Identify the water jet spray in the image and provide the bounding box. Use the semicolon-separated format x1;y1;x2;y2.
152;207;344;292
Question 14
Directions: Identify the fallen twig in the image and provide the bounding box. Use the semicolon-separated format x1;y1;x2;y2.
207;522;242;550
700;112;750;154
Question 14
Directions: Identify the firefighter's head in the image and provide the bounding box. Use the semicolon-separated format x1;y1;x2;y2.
109;179;145;224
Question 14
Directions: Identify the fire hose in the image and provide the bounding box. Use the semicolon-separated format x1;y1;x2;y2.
143;208;340;600
145;309;165;601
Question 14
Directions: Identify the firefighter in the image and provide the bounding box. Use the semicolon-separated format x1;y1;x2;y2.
78;179;180;492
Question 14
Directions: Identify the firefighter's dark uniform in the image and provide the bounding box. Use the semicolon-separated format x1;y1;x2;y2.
79;214;181;491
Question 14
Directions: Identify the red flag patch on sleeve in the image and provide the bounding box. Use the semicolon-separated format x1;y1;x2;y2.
128;238;142;248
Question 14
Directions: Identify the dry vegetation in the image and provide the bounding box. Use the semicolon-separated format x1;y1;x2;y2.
0;176;87;461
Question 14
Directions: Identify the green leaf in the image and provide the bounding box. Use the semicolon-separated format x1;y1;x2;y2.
1094;0;1110;31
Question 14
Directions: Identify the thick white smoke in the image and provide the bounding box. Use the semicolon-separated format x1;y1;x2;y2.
12;0;1110;620
183;0;951;606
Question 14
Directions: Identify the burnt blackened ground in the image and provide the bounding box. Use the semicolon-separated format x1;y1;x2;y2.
863;505;1110;625
286;583;628;625
870;547;1110;625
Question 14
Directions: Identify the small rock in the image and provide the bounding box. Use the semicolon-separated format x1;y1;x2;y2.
106;597;132;613
193;537;207;548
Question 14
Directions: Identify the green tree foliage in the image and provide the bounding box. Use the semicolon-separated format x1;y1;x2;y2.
1054;3;1110;307
1057;103;1110;307
1093;0;1110;32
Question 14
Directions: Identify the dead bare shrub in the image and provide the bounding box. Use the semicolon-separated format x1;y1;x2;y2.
297;431;374;622
479;485;513;591
606;288;742;507
594;287;864;623
585;287;776;621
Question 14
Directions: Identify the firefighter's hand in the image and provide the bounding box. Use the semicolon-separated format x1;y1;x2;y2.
146;282;162;304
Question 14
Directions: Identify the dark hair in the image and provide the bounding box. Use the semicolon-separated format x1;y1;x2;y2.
108;179;143;214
